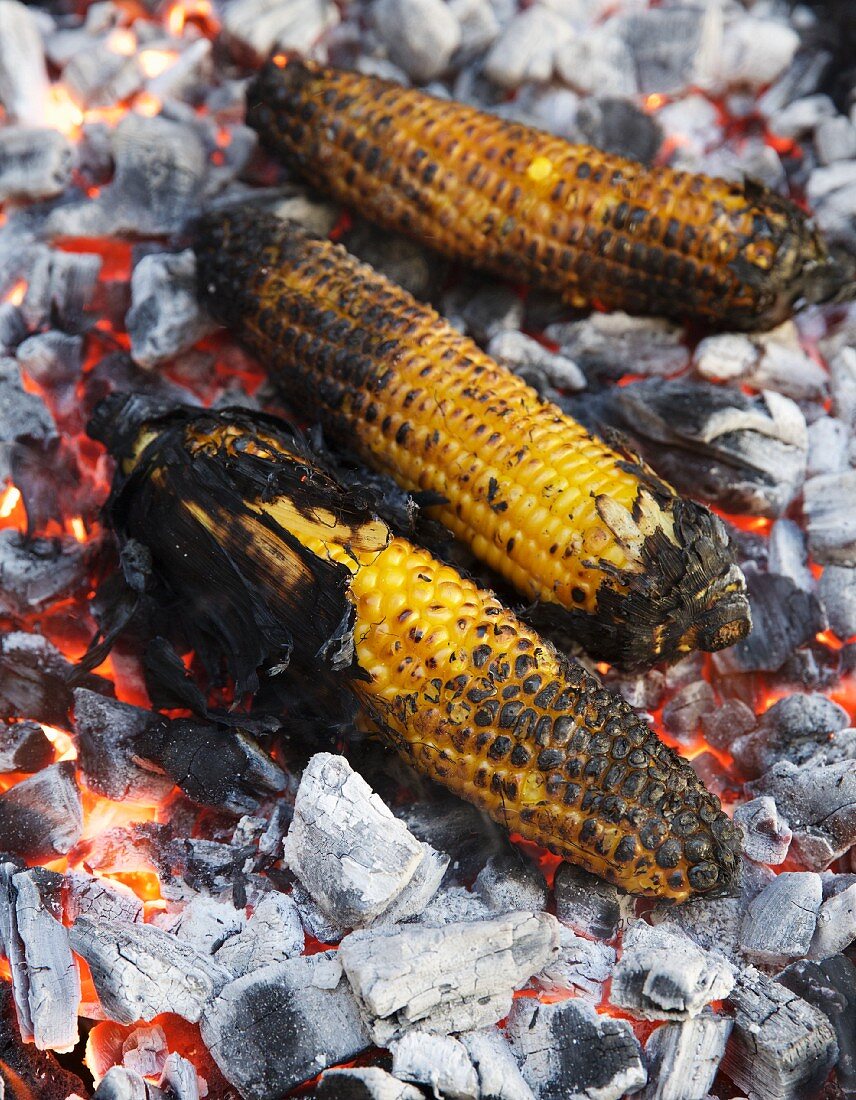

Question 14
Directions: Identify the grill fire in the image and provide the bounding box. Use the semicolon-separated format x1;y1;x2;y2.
0;0;855;1098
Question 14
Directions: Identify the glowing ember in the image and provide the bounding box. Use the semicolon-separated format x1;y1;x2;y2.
107;28;137;56
138;49;178;79
0;484;21;519
41;724;77;762
69;516;88;542
4;279;26;306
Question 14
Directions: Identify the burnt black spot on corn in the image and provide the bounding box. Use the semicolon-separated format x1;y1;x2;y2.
92;399;740;902
244;58;853;332
193;205;751;670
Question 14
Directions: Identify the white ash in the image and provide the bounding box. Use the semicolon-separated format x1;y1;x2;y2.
159;1052;201;1100
616;5;717;96
819;566;856;639
64;871;144;925
831;346;856;431
223;0;339;62
692;332;758;382
390;1030;480;1099
155;895;247;955
807;417;850;476
200;953;371;1100
739;871;823;967
460;1027;535;1100
63;43;143;111
809;883;856;959
487;330;586;395
655;94;721;157
473;851;548;914
611;921;734;1021
768;93;837;141
415;883;494;926
752;333;829;403
483;6;572;90
733;797;792;865
506;995;647;1100
768;518;813;592
641;1013;733;1100
93;1067;155;1100
316;1067;424;1100
0;0;49;125
815;114;856;165
554;25;637;98
0;761;83;861
807;160;856;249
214;891;304;977
69;916;231;1025
714;15;799;91
536;924;615;999
338;911;560;1043
283;753;447;929
545;311;688;379
127;250;216;370
449;0;500;59
0;127;73;202
374;0;461;83
121;1023;168;1079
722;965;838;1100
804;469;856;565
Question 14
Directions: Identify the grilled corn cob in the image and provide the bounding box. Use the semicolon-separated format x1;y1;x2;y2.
194;206;750;670
94;399;739;901
245;58;852;332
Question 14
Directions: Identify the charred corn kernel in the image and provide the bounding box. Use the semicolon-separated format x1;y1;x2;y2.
245;58;852;332
194;206;751;670
98;401;740;901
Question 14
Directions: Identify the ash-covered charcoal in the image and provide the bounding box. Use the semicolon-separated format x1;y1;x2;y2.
93;1066;154;1099
536;924;616;999
342;221;439;301
48;115;208;239
201;952;371;1100
460;1028;535;1100
69;916;230;1025
0;761;82;860
290;879;347;945
441;277;525;342
661;680;716;742
804;469;856;565
748;760;856;870
62;42;143;111
809;883;856;959
414;884;493;927
481;6;566;90
733;797;792;865
807;416;850;477
722;965;839;1100
831;346;856;431
20;246;102;333
700;698;757;752
738;872;823;966
339;912;560;1043
138;716;288;816
610;921;734;1021
506;996;647;1100
0;719;53;773
486;330;586;396
641;1013;733;1100
222;0;340;64
587;379;808;517
73;687;175;805
282;754;447;929
127;250;216;371
214;891;304;977
155;896;247;955
0;357;56;462
64;871;144;925
778;956;856;1095
818;566;856;640
0;865;79;1052
712;567;823;675
575;96;664;164
554;861;629;941
752;331;830;402
390;1031;479;1098
395;792;511;882
473;851;547;914
692;333;758;382
768;518;813;592
730;692;851;776
159;1051;202;1100
0;983;88;1099
0;301;25;354
16;331;84;424
544;312;688;381
117;1022;169;1079
0;127;73;202
316;1067;424;1100
0;0;49;126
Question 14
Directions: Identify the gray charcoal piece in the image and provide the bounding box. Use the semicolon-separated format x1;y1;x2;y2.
617;6;711;95
339;911;560;1042
289;880;346;944
809;883;856;958
832;346;856;430
661;680;716;741
537;924;615;999
716;16;799;90
93;1067;152;1100
0;1;49;125
69;916;230;1025
20;246;102;333
778;956;856;1095
0;719;52;773
442;280;524;342
0;302;25;354
738;871;822;966
316;1067;424;1099
63;44;142;111
692;333;757;382
819;565;856;639
127;250;215;370
0;530;88;617
748;759;856;870
461;1028;535;1100
156;896;247;955
546;311;687;379
484;7;571;90
73;687;175;804
0;761;82;860
390;1031;479;1098
373;0;460;82
159;1052;200;1100
554;25;637;97
768;518;813;592
506;996;647;1100
64;871;143;924
416;884;494;926
730;691;850;776
283;753;447;928
816;114;856;165
768;94;836;139
804;469;856;565
807;416;849;476
612;922;734;1020
806;161;856;249
121;1022;168;1078
700;698;756;752
395;788;511;880
0;128;73;202
488;330;585;394
554;860;628;941
473;851;547;914
215;891;304;977
0;357;56;449
733;797;792;865
344;222;438;300
722;965;838;1100
576;97;664;165
223;0;339;62
641;1013;733;1100
753;338;828;402
449;0;499;56
201;953;371;1100
17;331;83;400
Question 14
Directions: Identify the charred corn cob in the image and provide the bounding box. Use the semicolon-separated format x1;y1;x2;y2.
93;399;739;901
194;206;750;670
245;58;853;332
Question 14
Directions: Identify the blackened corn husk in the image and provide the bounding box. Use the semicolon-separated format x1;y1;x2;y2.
92;399;739;902
194;206;751;670
245;57;853;332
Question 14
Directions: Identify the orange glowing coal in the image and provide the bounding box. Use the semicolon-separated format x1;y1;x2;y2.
0;484;21;521
138;49;178;79
4;280;26;307
166;0;218;37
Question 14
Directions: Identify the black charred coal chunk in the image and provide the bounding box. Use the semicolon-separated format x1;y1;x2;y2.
0;982;89;1099
0;631;111;729
0;761;82;861
0;720;53;773
778;956;856;1095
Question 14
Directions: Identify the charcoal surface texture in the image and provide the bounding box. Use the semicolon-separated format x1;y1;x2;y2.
553;861;627;940
315;1067;424;1099
0;982;87;1099
641;1013;733;1100
738;871;823;965
390;1030;479;1097
778;956;856;1095
0;530;88;617
0;760;82;860
460;1027;536;1100
733;796;792;864
0;718;53;773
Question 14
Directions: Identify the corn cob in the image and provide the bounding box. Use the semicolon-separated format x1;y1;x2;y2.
244;58;852;333
94;400;739;901
193;206;750;670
